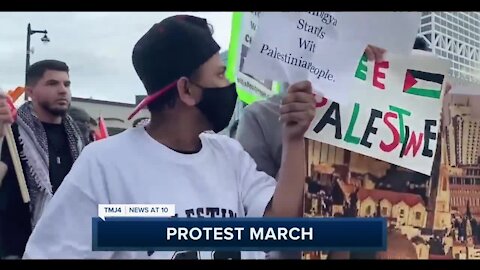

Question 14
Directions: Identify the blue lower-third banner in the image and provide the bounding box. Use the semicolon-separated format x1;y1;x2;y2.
92;218;387;251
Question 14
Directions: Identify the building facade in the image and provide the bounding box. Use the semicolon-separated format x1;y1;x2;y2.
446;105;480;166
71;97;150;135
419;12;480;83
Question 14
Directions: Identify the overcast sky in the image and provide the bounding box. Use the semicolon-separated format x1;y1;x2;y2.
0;12;232;103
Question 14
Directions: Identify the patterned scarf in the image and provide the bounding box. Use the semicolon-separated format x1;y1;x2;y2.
16;102;85;226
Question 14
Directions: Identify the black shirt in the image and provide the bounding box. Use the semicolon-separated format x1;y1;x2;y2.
0;122;76;257
42;122;74;193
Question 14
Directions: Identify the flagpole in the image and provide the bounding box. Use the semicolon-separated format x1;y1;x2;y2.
1;89;30;203
5;126;30;203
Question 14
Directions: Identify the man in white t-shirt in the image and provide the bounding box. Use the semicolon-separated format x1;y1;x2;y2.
15;15;316;259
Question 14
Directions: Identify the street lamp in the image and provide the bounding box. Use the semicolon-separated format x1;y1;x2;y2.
25;23;50;100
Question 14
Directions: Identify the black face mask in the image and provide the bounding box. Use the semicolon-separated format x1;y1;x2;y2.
194;82;238;133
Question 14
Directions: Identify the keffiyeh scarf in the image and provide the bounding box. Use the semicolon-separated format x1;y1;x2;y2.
16;102;85;227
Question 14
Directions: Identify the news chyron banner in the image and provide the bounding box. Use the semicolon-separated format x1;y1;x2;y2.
94;204;386;258
226;12;281;104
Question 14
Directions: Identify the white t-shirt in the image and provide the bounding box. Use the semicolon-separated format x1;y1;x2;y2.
23;127;277;259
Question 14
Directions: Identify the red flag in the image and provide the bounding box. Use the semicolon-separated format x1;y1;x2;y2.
94;116;109;141
4;86;24;122
7;87;25;102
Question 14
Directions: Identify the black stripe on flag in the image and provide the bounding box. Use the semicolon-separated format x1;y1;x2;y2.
408;69;444;85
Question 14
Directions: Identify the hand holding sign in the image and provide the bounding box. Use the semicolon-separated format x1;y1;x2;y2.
365;45;386;62
280;81;317;142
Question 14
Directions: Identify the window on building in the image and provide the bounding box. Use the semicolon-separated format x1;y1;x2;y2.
399;209;405;218
453;11;459;17
366;205;371;216
422;25;432;32
415;212;422;220
382;207;388;216
425;33;432;42
421;17;431;24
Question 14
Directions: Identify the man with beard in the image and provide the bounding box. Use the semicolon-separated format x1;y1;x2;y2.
0;60;85;259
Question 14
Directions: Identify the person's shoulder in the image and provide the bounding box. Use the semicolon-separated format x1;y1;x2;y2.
244;95;282;113
81;128;140;157
242;95;282;123
201;132;245;153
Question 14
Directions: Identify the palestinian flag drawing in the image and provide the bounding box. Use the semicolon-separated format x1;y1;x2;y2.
403;69;445;99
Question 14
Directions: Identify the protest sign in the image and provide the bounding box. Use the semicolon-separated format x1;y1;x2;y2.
243;12;421;104
304;90;480;260
226;12;281;104
305;51;450;175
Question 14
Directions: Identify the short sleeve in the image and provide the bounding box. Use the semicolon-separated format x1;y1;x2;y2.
23;145;113;259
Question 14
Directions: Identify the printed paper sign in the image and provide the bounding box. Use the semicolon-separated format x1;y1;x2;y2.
305;51;450;175
226;12;281;104
243;12;421;103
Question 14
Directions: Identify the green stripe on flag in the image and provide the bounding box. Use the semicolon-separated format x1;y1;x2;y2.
406;87;441;99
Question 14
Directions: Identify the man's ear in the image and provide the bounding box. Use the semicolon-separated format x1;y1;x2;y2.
176;77;197;106
25;86;33;100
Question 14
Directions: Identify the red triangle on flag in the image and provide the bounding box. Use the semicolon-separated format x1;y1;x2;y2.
403;71;418;92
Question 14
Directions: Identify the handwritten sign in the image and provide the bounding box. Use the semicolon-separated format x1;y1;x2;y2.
243;12;421;103
305;51;450;175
